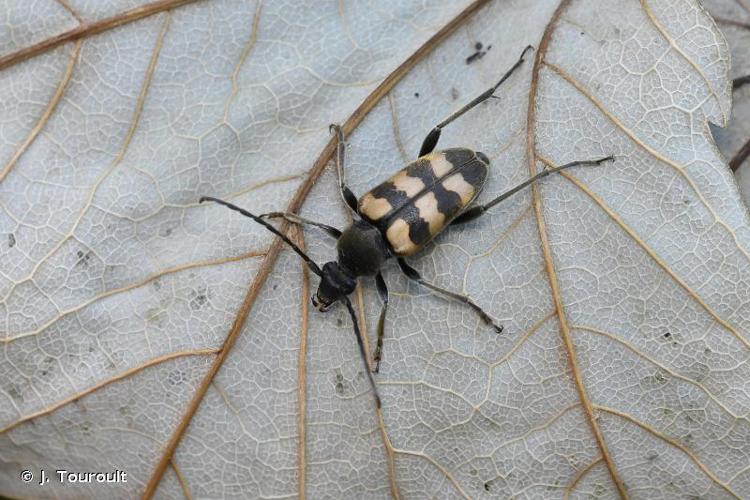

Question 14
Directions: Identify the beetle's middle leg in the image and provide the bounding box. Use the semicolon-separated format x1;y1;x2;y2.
260;212;342;239
397;258;503;333
372;272;389;373
329;124;360;214
419;45;533;156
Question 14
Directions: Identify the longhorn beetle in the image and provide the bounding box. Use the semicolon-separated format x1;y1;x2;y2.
200;46;613;408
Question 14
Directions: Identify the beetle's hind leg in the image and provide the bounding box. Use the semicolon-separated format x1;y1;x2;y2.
451;156;614;225
372;272;389;373
260;212;342;239
397;258;503;333
418;45;533;156
329;124;360;214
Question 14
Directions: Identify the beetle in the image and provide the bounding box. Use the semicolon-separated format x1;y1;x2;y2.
200;45;612;408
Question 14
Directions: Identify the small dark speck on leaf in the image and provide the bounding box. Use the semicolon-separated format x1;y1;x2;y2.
190;288;208;310
580;31;585;35
8;386;21;402
335;382;344;394
75;250;91;267
484;482;491;492
465;52;482;64
466;42;490;65
335;373;343;382
663;331;671;339
272;284;278;290
167;369;187;386
7;233;15;247
451;87;459;100
414;92;419;98
336;317;344;327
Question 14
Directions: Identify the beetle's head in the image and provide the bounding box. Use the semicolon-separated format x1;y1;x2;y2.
312;261;356;312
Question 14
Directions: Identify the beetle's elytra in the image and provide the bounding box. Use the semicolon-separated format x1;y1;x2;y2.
359;149;488;256
200;45;613;409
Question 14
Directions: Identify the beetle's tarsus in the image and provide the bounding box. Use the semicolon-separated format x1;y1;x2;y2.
329;123;342;135
481;314;503;334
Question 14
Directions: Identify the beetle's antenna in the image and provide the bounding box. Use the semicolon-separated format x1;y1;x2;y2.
343;297;382;409
199;196;323;277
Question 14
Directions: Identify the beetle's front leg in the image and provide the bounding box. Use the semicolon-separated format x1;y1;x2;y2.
397;258;502;333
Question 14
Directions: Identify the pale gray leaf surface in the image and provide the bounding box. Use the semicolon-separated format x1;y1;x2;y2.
0;1;748;499
704;0;750;209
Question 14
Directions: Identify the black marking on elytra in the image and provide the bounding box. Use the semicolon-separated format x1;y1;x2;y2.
443;148;475;168
450;158;487;188
405;157;439;185
392;204;431;248
366;183;411;231
431;183;464;220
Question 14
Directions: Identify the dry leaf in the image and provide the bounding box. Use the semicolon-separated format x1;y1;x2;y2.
704;0;750;209
1;0;749;498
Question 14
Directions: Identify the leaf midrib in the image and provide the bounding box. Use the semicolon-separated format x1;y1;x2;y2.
525;0;627;497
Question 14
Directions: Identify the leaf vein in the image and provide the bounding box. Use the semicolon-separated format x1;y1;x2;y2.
527;1;627;496
543;61;750;266
554;167;750;350
595;405;741;498
0;348;218;434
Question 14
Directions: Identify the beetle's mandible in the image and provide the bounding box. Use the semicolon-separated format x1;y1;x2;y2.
200;45;613;408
